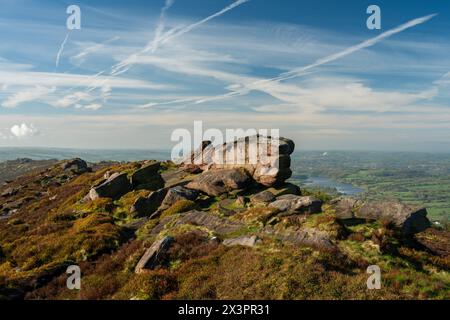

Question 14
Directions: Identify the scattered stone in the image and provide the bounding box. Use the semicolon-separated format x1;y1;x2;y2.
89;172;131;200
269;195;322;215
159;186;199;211
331;198;431;235
135;236;174;273
186;168;252;196
223;235;259;247
250;190;275;205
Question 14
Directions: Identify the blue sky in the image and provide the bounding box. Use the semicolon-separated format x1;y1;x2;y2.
0;0;449;151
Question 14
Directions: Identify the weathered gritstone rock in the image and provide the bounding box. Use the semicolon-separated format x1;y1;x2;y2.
269;195;323;215
265;227;335;251
131;188;168;218
89;172;131;201
331;198;431;235
150;210;244;236
159;186;199;211
186;168;252;197
223;235;260;247
131;162;164;190
1;187;18;197
184;135;295;187
135;236;174;273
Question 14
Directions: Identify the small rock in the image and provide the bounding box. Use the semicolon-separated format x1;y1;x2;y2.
269;195;322;215
89;172;131;200
135;236;173;273
223;235;259;247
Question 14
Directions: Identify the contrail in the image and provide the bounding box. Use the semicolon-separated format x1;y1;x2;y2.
138;13;436;108
55;32;70;68
110;0;250;78
150;0;175;53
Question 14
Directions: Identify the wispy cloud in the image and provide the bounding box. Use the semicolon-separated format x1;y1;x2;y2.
1;86;55;108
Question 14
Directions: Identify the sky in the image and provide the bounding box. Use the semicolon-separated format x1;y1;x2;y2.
0;0;449;152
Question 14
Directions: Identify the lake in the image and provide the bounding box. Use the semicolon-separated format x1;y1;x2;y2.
303;176;364;196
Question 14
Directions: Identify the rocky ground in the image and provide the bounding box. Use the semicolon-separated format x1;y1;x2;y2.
0;140;448;300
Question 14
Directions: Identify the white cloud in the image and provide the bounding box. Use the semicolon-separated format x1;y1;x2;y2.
1;86;55;108
10;123;39;138
84;103;102;110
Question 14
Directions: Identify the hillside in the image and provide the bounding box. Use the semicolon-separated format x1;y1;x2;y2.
0;141;449;300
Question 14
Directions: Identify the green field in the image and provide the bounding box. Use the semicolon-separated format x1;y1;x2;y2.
291;151;450;222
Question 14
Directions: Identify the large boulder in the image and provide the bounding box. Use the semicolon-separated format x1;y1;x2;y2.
331;198;431;235
184;135;295;187
269;195;322;215
159;186;199;211
130;188;168;218
131;162;164;190
135;236;173;273
186;168;252;196
89;173;131;201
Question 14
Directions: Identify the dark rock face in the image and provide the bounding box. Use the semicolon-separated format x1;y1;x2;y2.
130;188;168;218
250;190;275;205
89;173;131;200
186;168;252;196
331;198;431;235
269;195;323;215
185;135;295;187
61;158;89;173
159;186;199;211
131;162;164;190
135;236;174;273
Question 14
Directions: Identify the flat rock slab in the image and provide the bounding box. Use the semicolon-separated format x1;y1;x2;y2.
331;198;431;235
135;236;174;273
265;227;335;251
223;235;259;247
150;210;244;236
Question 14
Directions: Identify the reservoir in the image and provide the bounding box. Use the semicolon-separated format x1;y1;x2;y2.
302;176;364;196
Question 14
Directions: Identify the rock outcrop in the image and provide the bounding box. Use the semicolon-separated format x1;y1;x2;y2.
61;158;90;173
269;195;323;215
184;135;295;187
250;190;276;205
135;236;174;273
89;172;131;200
130;188;168;218
331;198;431;235
186;168;252;196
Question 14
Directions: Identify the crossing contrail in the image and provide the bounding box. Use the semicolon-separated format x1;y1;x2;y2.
55;32;70;68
